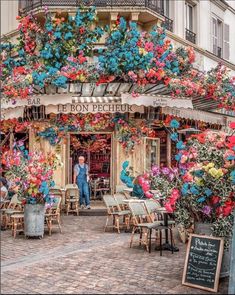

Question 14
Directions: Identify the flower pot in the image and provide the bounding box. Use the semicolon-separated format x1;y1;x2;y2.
24;204;45;238
194;222;230;278
194;222;213;235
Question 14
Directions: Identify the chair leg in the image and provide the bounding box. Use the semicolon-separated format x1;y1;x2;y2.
130;226;137;248
57;215;62;233
139;228;142;245
170;229;173;254
104;215;110;232
149;229;152;253
160;230;162;256
11;219;14;237
116;216;120;234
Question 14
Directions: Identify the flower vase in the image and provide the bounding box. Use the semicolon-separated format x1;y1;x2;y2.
194;222;230;278
24;204;45;238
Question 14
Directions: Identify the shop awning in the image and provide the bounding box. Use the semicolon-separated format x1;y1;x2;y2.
121;93;193;109
162;106;228;125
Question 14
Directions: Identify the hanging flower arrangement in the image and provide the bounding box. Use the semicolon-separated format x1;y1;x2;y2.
2;6;233;110
169;64;235;111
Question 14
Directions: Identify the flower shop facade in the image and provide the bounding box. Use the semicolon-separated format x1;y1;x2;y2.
2;88;232;193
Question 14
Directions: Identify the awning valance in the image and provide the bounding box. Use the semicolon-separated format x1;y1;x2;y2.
162;106;228;125
121;93;193;109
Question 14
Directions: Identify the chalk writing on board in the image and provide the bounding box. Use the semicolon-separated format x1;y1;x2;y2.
182;234;224;292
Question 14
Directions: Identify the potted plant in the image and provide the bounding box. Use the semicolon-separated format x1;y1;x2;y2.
171;130;235;277
2;144;61;238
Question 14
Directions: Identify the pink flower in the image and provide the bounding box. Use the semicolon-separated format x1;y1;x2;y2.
145;42;154;52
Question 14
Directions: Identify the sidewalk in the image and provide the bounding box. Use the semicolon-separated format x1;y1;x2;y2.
1;215;229;294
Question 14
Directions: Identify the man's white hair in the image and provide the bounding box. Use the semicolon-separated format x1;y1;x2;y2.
79;156;85;160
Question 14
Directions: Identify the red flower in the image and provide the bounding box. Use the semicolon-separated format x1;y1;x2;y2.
211;196;220;205
230;122;235;129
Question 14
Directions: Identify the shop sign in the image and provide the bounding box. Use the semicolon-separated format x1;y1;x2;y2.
46;103;145;114
121;93;193;109
182;234;224;293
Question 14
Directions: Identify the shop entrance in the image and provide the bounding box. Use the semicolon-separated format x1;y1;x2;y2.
68;132;113;199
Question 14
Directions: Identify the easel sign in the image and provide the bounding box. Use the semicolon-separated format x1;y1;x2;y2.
182;234;224;293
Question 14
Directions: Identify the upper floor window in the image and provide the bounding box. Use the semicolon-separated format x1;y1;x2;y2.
185;1;196;44
157;0;170;17
185;2;193;32
212;16;230;60
154;0;173;32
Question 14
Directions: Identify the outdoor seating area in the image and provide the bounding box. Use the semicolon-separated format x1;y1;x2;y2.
0;188;176;257
103;193;177;255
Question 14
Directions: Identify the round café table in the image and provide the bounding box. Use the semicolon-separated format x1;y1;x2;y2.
156;207;179;252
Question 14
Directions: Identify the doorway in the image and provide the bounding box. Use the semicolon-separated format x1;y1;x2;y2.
68;132;113;199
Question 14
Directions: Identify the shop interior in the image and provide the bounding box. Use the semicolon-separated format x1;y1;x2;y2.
69;133;112;199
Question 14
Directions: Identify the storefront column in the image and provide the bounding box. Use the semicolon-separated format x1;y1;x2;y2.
167;133;171;167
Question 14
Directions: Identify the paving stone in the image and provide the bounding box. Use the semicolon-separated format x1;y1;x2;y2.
1;215;228;294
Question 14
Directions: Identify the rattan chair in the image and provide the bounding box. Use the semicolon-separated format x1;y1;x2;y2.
2;195;23;229
11;213;24;238
45;196;62;236
128;201;173;254
144;199;164;223
65;184;79;216
103;195;130;233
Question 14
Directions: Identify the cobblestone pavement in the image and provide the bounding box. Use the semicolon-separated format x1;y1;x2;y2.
1;215;228;294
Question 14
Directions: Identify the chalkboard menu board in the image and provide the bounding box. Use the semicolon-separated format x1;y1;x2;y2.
182;234;224;293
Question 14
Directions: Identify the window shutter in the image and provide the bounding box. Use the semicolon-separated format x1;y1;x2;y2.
224;23;230;60
212;18;218;55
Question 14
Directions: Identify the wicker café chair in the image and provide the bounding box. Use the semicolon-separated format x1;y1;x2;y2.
128;201;171;254
45;197;62;236
103;195;130;234
11;213;24;238
144;199;164;223
65;184;79;216
2;195;23;229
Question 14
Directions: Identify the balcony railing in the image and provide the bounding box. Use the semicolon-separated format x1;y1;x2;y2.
185;28;196;44
19;0;173;30
163;15;173;32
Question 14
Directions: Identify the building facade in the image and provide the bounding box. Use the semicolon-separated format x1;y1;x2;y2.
1;0;235;192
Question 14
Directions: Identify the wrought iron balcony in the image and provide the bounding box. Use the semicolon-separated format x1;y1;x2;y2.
185;28;196;44
163;15;173;32
18;0;172;25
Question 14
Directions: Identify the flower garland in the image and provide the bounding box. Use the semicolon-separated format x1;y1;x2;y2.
2;7;234;110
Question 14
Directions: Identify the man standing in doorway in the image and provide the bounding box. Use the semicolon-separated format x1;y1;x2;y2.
73;156;91;209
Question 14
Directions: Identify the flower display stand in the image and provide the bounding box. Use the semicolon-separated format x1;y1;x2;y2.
195;222;231;278
24;204;45;239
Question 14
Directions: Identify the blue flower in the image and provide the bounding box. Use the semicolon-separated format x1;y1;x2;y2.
170;119;180;129
175;153;182;162
204;188;212;197
227;155;235;161
190;185;200;195
52;76;67;88
181;183;189;196
230;170;235;184
194;170;204;177
176;141;185;150
197;197;206;203
170;132;178;142
54;31;62;39
122;161;129;170
64;32;73;40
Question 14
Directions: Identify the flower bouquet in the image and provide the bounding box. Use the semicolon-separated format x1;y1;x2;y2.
2;147;61;205
172;130;235;248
